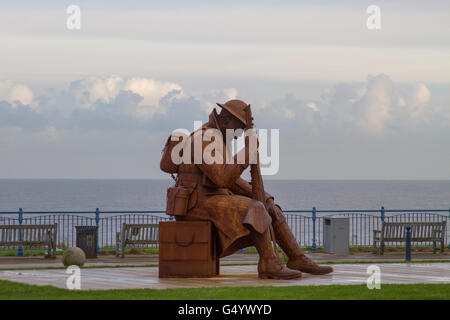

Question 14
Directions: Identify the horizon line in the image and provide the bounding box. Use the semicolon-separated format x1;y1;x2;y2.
0;178;449;181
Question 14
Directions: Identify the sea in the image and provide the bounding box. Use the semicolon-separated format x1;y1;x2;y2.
0;179;449;212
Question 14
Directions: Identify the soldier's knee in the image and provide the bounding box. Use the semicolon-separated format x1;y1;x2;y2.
244;200;272;234
249;200;269;217
271;204;286;225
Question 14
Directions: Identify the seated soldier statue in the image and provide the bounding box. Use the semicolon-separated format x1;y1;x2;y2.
161;99;333;279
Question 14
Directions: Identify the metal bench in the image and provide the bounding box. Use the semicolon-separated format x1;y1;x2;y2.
116;223;158;258
373;221;446;255
0;224;57;257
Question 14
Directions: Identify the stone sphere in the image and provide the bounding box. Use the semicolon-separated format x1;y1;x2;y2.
62;247;86;267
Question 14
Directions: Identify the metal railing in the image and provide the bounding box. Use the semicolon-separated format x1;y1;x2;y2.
0;207;449;254
284;207;449;249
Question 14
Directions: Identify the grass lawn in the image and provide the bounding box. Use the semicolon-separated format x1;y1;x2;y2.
0;280;449;300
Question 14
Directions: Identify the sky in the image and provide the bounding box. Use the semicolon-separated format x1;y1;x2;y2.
0;0;449;179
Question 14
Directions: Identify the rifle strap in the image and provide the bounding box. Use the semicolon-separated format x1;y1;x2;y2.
268;224;280;259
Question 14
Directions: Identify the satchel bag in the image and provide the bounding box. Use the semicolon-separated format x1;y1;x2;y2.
166;186;194;216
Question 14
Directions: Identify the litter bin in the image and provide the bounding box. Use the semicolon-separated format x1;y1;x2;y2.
323;217;349;254
75;226;98;258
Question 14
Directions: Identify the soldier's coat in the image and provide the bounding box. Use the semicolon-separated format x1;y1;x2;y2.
174;110;273;257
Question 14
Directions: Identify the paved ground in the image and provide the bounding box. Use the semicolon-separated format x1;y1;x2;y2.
0;251;448;270
0;252;256;269
1;263;449;290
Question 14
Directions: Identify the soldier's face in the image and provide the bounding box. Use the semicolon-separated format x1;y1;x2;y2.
230;118;246;131
219;110;245;132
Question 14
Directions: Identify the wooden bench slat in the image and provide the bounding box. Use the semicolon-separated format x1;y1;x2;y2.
373;221;446;255
0;224;57;257
116;223;159;258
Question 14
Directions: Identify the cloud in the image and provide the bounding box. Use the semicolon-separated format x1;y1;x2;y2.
0;80;36;108
196;88;238;113
0;74;445;137
0;101;46;130
68;76;123;108
66;76;183;119
124;77;183;111
305;102;319;112
250;74;440;137
355;74;394;133
406;83;431;118
0;74;448;179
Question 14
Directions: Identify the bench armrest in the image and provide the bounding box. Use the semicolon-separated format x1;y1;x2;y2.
373;230;381;241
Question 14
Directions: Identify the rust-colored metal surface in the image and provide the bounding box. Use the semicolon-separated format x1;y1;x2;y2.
158;221;219;278
161;99;333;279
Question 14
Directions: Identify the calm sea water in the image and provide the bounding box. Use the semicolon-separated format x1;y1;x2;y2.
0;179;448;212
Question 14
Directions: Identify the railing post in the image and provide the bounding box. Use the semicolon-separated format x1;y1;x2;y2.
311;207;317;252
448;208;450;249
405;225;411;261
17;208;24;257
95;208;100;255
379;206;386;253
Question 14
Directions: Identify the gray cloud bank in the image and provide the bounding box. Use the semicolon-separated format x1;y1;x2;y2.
0;74;449;179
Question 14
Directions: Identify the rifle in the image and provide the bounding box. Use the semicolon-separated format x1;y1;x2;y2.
245;105;264;203
245;105;279;256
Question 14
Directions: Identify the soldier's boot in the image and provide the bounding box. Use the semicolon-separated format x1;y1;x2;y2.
272;214;333;275
250;228;302;280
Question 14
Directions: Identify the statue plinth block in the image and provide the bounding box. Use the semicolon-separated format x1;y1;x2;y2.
158;221;220;278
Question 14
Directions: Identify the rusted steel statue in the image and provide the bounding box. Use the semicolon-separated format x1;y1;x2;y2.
160;99;333;279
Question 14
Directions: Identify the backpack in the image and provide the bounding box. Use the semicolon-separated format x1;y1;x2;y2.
160;131;189;174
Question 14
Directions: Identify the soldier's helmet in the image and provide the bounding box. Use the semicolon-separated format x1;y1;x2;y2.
216;99;248;126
